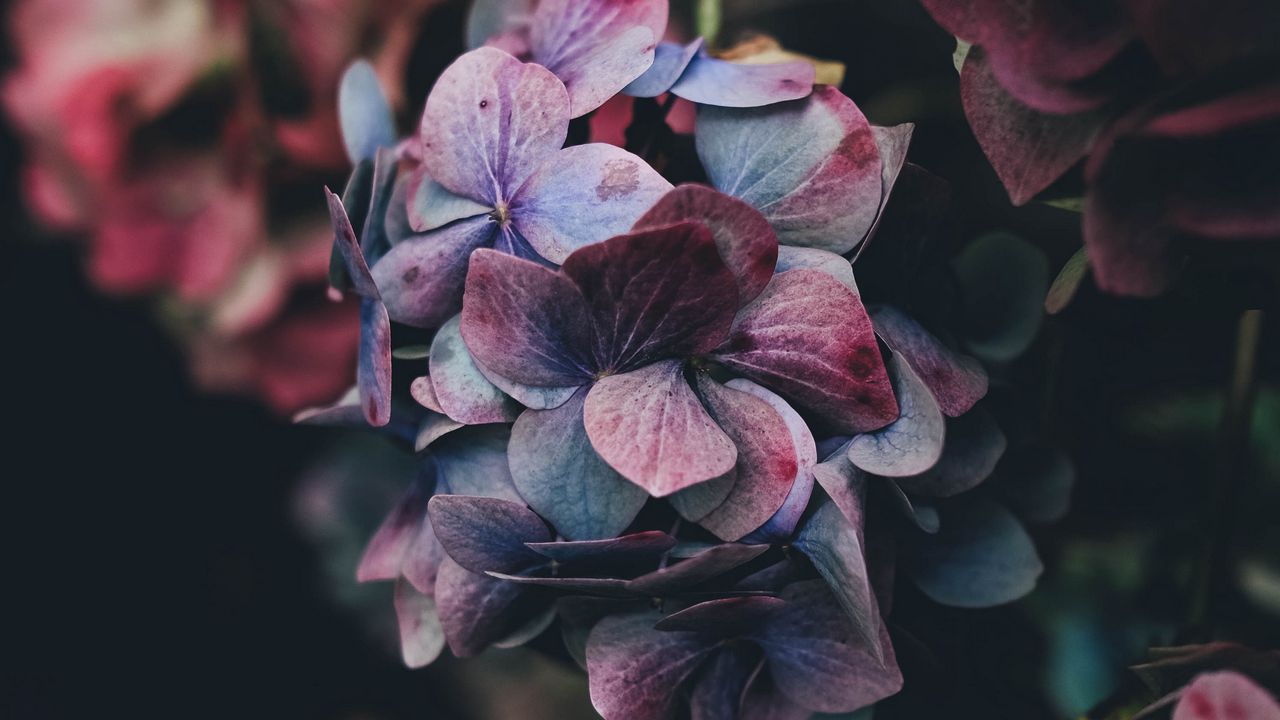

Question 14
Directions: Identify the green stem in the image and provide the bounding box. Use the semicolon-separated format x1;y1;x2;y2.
1184;308;1264;640
696;0;723;49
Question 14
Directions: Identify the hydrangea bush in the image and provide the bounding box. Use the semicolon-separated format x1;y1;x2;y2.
302;1;1068;716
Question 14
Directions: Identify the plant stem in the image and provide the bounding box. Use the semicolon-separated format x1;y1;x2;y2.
1184;308;1264;640
696;0;722;49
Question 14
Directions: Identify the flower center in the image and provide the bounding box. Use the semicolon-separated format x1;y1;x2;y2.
491;203;511;225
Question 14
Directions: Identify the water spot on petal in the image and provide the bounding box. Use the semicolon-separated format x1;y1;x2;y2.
595;158;640;200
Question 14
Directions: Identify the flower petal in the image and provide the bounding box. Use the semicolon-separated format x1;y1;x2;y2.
585;360;738;496
627;543;770;595
773;246;856;292
435;555;530;657
692;376;803;542
656;596;787;635
431;424;525;502
526;531;676;567
753;581;902;713
562;223;740;371
896;406;1007;498
697;87;882;253
466;0;534;49
371;215;497;328
671;53;814;108
339;59;396;164
513;143;672;264
905;498;1043;608
419;47;569;202
847;353;946;477
427;495;549;574
586;611;718;720
429;315;521;424
510;388;649;540
714;269;897;433
871;305;987;417
394;579;446;668
624;39;703;97
460;248;595;387
530;0;667;117
356;476;430;583
405;166;491;233
633;184;779;306
730;379;818;543
995;446;1074;524
794;501;882;659
1173;671;1280;720
954;232;1049;363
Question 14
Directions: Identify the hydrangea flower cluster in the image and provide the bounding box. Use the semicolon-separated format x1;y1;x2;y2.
306;1;1061;716
919;0;1280;298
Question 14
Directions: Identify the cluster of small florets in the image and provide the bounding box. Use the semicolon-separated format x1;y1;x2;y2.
304;1;1056;717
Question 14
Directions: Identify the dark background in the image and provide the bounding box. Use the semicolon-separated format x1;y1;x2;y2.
3;1;1277;718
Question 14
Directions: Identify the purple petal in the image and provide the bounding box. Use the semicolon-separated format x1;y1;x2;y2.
493;605;557;649
693;377;803;543
871;305;988;417
562;223;740;371
394;579;445;668
401;512;447;595
656;596;787;634
1173;671;1280;720
696;86;882;253
428;315;521;424
738;666;814;720
509;388;649;540
905;498;1043;608
774;246;857;292
729;379;818;543
359;298;393;427
325;186;380;299
896;406;1007;498
625;39;703;97
371;215;497;328
633;184;779;306
689;646;760;720
356;477;430;583
886;481;942;533
559;596;648;669
512;143;673;264
669;471;736;523
431;424;525;502
794;501;882;659
585;360;738;497
359;149;400;265
339;59;396;164
754;581;902;713
714;269;898;434
671;53;814;107
435;556;530;657
460;248;595;387
529;0;667;117
627;543;770;595
426;495;549;574
811;442;869;534
294;387;365;427
486;572;632;595
847;353;946;477
960;48;1105;206
527;531;676;566
586;611;718;720
420;47;569;202
473;353;580;410
405;166;491;233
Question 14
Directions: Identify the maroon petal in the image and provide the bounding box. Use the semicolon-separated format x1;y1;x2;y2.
586;611;719;720
428;315;521;424
585;360;738;497
633;184;779;306
714;269;897;434
961;49;1106;206
562;223;740;371
394;579;445;668
627;543;771;595
527;531;676;565
1172;671;1280;720
871;305;987;417
689;646;760;720
435;556;530;657
486;573;632;595
427;495;550;574
409;375;445;414
460;248;595;387
420;47;569;203
811;441;869;534
847;354;946;477
693;376;802;542
774;247;857;292
529;0;668;117
356;477;430;583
